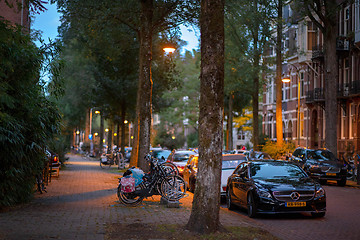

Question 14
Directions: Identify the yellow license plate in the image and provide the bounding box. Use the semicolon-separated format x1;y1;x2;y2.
326;173;336;176
286;202;306;207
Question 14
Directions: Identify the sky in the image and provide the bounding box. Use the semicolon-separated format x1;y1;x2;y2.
32;3;199;53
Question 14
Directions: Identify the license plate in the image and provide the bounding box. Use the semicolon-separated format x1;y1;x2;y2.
286;202;306;207
326;173;336;176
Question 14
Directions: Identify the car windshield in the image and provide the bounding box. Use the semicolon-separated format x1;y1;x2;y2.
152;150;171;159
250;162;306;179
307;150;337;161
222;160;242;169
174;153;193;162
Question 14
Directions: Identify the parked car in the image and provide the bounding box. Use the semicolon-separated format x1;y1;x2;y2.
167;150;196;176
226;160;326;218
245;150;272;160
221;154;248;197
150;149;171;163
124;147;132;161
182;154;247;194
182;154;199;192
290;147;347;186
46;149;60;167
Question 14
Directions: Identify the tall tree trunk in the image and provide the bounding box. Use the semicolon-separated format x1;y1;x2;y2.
84;108;90;145
120;102;127;157
99;114;104;155
129;0;153;170
186;0;224;234
275;0;283;146
324;21;338;155
227;94;233;150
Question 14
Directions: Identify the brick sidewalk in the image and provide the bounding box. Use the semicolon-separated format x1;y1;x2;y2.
0;154;257;240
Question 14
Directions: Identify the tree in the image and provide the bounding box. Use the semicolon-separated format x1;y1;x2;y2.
298;0;346;155
128;0;199;170
186;0;224;234
225;0;272;150
157;50;201;147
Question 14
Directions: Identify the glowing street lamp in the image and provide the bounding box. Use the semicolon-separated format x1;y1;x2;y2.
163;47;175;53
282;67;301;147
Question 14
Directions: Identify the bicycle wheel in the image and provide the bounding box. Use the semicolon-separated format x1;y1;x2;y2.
36;174;46;194
117;153;125;169
160;162;179;176
160;175;186;201
117;182;145;206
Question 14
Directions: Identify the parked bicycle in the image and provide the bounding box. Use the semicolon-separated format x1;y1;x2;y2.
100;149;125;169
343;153;360;181
117;154;186;206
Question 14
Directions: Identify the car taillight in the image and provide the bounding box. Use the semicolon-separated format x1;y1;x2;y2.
177;166;185;172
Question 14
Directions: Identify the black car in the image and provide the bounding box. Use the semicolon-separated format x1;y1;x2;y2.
226;160;326;218
291;148;347;186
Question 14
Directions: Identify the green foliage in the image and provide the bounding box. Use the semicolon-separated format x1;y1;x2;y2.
159;50;200;131
187;131;198;148
262;140;296;160
153;125;185;150
0;20;61;207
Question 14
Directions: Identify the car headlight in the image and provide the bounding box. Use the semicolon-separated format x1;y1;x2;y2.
257;189;272;199
315;187;325;198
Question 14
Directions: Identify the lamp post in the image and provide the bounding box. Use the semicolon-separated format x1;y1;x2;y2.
282;65;301;147
89;108;100;156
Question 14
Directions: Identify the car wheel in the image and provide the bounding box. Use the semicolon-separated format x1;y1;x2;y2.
311;212;325;218
226;190;235;210
247;193;257;218
337;177;346;187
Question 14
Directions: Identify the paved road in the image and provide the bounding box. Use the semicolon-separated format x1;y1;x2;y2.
2;154;359;240
0;154;255;240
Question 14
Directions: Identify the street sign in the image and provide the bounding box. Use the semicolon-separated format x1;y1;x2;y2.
89;134;93;140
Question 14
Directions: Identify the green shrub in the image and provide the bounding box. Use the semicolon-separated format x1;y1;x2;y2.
0;20;60;207
262;141;296;160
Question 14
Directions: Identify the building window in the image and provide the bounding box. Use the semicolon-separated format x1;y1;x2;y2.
307;21;317;51
350;103;355;139
237;130;245;140
300;71;305;97
300;111;304;138
341;108;346;139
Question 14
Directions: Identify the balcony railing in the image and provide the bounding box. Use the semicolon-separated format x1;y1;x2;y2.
336;38;350;51
312;44;324;60
337;81;360;97
306;88;325;103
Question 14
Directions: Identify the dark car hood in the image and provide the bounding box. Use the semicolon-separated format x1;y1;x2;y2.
253;177;316;191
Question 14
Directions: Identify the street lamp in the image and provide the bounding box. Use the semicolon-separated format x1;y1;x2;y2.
282;65;301;147
89;108;100;156
163;44;176;53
